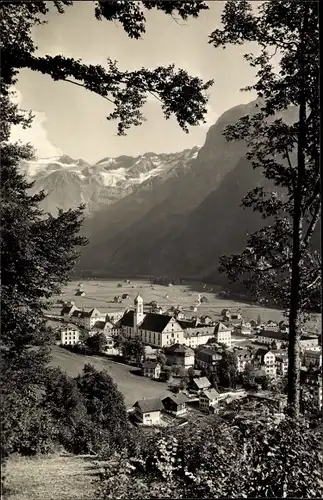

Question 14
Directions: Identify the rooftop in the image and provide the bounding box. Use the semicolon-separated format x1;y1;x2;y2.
134;398;164;413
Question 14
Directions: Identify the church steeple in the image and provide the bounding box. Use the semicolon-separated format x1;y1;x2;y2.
134;293;144;335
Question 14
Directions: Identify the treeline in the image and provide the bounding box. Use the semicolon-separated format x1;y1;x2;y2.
149;276;181;286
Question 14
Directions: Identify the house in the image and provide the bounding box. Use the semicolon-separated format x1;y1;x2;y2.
190;377;211;394
199;388;219;413
75;290;86;297
133;398;164;425
71;308;106;329
235;322;252;336
275;352;288;376
255;330;288;349
103;336;122;356
61;303;79;321
60;323;80;345
234;348;253;373
303;350;322;368
255;348;277;378
199;315;214;326
299;335;319;350
177;319;216;348
142;361;161;379
164;344;195;368
230;312;243;326
213;322;232;347
162;394;187;416
195;346;222;371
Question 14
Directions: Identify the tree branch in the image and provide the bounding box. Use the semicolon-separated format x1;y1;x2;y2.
63;78;116;105
302;202;321;250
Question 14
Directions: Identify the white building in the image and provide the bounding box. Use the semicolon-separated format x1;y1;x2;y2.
70;308;106;329
60;323;80;345
255;348;277;378
213;322;232;347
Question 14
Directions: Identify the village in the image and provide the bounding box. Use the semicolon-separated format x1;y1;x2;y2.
47;281;322;429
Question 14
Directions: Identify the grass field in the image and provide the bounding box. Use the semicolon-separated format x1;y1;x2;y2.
51;278;293;324
4;454;98;500
50;346;172;406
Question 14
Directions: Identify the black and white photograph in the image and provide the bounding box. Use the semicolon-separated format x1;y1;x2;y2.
1;1;322;499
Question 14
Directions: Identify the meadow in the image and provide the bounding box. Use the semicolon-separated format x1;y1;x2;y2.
50;278;299;326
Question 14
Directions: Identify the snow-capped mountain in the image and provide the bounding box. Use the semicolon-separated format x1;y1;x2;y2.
21;147;200;215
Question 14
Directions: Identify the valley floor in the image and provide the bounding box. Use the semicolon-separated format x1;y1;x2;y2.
4;454;98;500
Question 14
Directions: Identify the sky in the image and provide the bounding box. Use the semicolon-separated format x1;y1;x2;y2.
13;1;266;163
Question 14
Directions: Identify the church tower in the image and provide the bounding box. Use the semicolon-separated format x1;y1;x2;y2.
134;293;144;336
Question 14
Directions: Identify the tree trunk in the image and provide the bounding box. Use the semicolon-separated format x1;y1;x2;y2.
287;7;309;418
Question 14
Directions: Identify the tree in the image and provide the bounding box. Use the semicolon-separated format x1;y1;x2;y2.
1;2;212;137
218;351;238;388
156;352;167;367
0;88;88;423
85;332;107;354
76;364;130;453
257;314;262;326
212;0;320;418
187;367;196;379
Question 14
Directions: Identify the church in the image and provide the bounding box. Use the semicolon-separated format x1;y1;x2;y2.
116;294;232;349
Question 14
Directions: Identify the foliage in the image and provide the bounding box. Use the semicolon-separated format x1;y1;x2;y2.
76;364;131;453
218;350;238;388
156;352;167;367
1;2;212;135
150;276;181;286
85;332;107;354
97;415;323;499
122;339;145;363
213;0;320;417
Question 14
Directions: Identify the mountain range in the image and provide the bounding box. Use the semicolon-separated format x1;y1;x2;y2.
22;99;308;283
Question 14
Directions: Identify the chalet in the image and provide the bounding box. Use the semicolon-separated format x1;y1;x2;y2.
199;388;219;413
133;398;164;425
195;346;222;371
213;322;232;347
142;361;161;379
60;323;80;345
190;377;211;394
164;344;195;368
303;350;322;368
162;394;187;416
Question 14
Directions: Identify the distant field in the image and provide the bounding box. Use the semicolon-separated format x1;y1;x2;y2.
5;454;98;500
50;278;301;325
50;346;172;407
